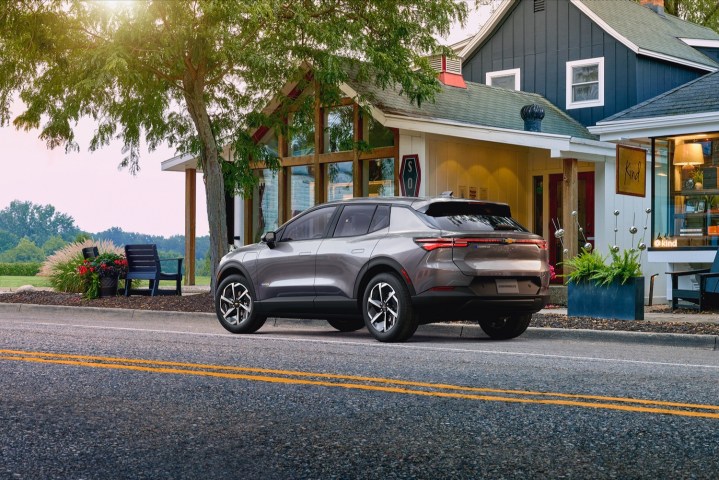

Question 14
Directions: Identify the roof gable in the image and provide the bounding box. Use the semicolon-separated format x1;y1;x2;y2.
460;0;719;72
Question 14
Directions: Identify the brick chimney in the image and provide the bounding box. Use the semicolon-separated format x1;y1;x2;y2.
430;54;467;89
640;0;664;15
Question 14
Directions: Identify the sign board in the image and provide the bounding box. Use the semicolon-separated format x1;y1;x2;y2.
616;145;646;197
400;154;421;197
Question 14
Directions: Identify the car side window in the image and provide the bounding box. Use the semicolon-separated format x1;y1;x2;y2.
280;207;337;242
333;205;376;238
369;205;390;232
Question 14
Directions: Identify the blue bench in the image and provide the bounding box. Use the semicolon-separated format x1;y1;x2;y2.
124;244;183;296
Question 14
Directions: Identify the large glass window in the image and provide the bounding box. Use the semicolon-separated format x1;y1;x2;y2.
290;165;316;217
326;161;353;201
333;205;376;238
653;135;719;249
289;106;315;157
252;169;279;243
486;68;520;90
364;158;395;197
565;57;604;109
324;105;354;153
280;206;336;242
363;116;394;149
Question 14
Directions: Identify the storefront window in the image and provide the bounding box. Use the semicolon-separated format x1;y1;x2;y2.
364;158;395;197
653;134;719;249
290;165;316;217
324;105;354;153
363;116;394;149
289;106;315;157
326;161;353;201
252;169;279;243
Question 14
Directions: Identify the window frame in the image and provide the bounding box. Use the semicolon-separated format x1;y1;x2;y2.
485;68;521;90
565;57;605;110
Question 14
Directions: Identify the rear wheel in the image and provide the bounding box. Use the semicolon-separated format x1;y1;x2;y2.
363;273;417;342
478;314;531;340
215;274;267;334
327;318;365;332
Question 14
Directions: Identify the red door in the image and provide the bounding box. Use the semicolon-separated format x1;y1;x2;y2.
548;172;595;281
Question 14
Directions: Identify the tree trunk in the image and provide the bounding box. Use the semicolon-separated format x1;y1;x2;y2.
184;76;228;296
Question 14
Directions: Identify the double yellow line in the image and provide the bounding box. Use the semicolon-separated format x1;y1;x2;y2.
2;348;718;420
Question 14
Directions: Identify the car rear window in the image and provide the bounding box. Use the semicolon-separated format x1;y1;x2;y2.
416;201;528;232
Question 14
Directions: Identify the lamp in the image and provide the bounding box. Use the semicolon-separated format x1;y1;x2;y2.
674;143;704;165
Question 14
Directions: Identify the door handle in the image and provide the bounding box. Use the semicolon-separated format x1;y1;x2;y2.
299;251;312;255
351;249;365;254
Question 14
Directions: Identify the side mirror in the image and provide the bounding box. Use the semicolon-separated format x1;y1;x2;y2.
261;231;276;249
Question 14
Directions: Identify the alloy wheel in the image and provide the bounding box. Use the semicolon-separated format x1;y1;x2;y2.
366;281;399;333
219;282;252;326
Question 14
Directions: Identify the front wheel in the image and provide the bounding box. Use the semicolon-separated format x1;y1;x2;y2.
215;274;267;334
362;273;417;342
478;314;531;340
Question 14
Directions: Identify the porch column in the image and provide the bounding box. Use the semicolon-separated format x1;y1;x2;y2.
562;158;579;262
184;168;197;286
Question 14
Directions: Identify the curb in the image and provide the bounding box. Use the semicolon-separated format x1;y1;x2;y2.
1;303;717;350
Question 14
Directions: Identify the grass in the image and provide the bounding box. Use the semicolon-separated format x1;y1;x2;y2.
0;275;211;289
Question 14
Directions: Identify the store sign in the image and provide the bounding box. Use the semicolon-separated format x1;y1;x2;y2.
616;145;647;197
400;154;421;197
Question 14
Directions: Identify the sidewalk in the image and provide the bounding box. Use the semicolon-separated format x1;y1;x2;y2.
540;307;719;325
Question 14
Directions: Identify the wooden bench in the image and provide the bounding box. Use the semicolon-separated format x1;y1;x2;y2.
124;244;183;297
669;249;719;311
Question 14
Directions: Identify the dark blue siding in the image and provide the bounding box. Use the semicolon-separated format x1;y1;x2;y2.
462;0;706;126
695;47;719;63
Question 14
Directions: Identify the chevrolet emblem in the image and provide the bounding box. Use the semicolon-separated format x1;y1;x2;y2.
503;238;515;244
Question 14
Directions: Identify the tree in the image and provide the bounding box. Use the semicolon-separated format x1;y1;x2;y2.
0;200;79;246
663;0;719;32
0;1;466;292
0;237;45;263
42;235;67;256
0;229;19;254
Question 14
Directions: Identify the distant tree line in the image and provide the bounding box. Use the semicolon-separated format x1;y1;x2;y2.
0;201;209;272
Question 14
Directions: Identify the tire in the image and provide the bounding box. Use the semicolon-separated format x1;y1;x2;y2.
215;274;267;334
478;314;532;340
327;317;365;332
362;273;417;342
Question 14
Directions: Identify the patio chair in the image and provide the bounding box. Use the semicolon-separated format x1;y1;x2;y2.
82;246;99;259
668;250;719;311
124;244;183;297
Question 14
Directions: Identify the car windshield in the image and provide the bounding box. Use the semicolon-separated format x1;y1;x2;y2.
417;202;528;232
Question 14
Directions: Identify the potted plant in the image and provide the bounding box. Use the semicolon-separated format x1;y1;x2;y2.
77;252;128;299
692;169;704;190
560;209;648;320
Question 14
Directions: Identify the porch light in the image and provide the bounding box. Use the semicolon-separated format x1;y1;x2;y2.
674;143;704;165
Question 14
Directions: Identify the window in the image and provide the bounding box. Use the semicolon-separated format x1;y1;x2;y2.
369;205;391;232
326;161;353;201
333;205;376;238
324;105;354;153
290;165;316;217
252;169;279;243
486;68;520;90
566;57;604;109
280;207;337;242
362;116;395;148
289;103;315;157
363;158;395;197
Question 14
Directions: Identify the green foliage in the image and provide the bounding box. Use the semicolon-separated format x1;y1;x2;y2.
94;227;209;263
0;229;18;253
0;201;79;246
0;237;45;263
42;235;66;256
78;252;128;299
564;247;643;286
0;262;41;276
41;239;124;293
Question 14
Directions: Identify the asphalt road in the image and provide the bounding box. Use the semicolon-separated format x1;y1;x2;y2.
1;308;718;479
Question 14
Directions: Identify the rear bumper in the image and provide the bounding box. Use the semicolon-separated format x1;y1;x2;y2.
411;288;549;322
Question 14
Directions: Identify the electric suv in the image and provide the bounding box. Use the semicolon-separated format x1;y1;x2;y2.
214;196;550;342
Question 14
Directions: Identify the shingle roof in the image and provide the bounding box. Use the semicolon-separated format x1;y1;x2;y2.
345;78;596;140
579;0;719;69
600;70;719;122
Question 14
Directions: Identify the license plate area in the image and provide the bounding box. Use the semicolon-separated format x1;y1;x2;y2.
495;278;519;294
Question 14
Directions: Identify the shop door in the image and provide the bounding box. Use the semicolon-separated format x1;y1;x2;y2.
548;172;595;281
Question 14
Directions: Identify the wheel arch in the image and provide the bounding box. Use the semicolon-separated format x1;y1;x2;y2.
217;261;254;289
354;257;416;305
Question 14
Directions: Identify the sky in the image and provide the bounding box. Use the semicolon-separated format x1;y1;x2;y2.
0;3;489;239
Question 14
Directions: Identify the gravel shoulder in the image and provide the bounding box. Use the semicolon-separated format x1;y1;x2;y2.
1;290;719;336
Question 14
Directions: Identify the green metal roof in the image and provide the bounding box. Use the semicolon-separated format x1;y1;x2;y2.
346;77;597;140
580;0;719;69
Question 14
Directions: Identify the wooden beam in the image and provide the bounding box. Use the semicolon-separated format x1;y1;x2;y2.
562;158;579;264
393;129;400;196
184;168;197;286
353;103;362;197
314;86;323;205
277;133;288;224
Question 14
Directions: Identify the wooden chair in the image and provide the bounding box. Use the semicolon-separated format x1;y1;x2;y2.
124;244;183;297
82;246;99;259
669;250;719;311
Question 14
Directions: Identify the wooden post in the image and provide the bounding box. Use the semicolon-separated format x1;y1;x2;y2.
352;103;362;197
278;133;288;224
562;158;579;263
184;168;197;286
314;86;323;205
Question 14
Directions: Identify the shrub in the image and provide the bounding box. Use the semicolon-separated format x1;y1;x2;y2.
0;262;42;276
40;239;123;293
77;252;128;299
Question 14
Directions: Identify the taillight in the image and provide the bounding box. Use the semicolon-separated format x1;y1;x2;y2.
416;237;547;250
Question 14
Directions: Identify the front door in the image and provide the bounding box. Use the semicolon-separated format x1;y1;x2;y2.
548;172;595;280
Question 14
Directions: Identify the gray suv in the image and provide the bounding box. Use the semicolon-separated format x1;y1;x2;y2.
214;196;550;342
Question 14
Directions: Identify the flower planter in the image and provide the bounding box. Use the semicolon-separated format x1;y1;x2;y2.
99;276;119;298
567;276;644;320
